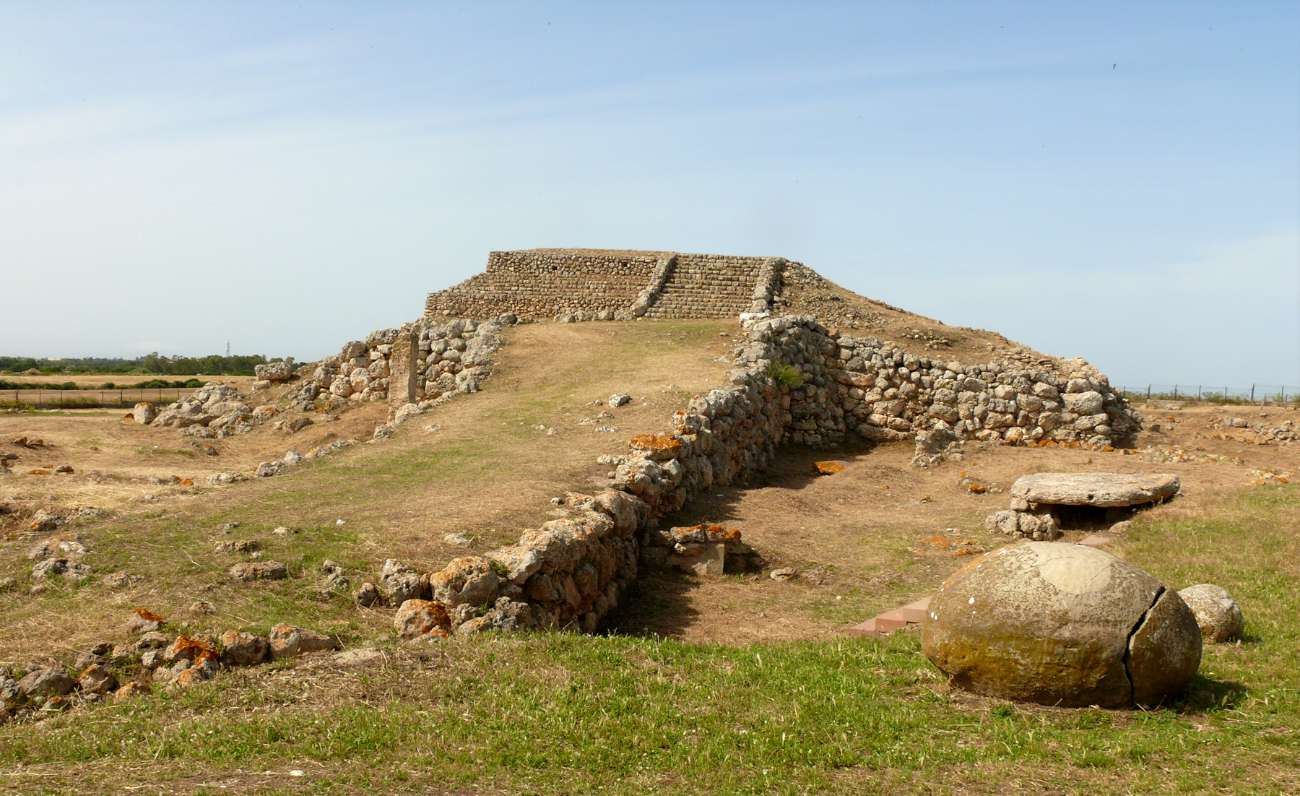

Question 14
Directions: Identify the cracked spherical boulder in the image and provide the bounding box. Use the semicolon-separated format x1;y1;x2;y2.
921;542;1201;708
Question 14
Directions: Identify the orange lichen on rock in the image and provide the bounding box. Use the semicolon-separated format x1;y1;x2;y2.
920;533;986;558
179;478;194;487
814;460;846;475
630;434;682;452
168;634;218;666
133;607;164;623
28;468;51;476
670;523;742;543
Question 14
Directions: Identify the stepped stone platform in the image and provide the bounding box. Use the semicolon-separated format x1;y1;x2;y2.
641;254;769;319
424;248;786;321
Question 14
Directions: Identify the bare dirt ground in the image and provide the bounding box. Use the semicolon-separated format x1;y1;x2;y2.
610;401;1299;644
0;320;736;660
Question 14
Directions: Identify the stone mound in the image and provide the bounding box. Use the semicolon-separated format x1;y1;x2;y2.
922;542;1201;708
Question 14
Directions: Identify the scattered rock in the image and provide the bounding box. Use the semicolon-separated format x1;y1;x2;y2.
442;532;473;547
354;581;381;607
17;667;75;700
609;393;632;407
219;630;270;666
394;599;451;639
215;539;260;554
814;460;846;476
113;681;148;702
268;624;339;659
1177;584;1244;642
30;558;91;582
78;664;118;695
228;561;288;581
769;567;797;582
126;608;165;634
379;559;426;605
132;402;157;425
135;631;170;652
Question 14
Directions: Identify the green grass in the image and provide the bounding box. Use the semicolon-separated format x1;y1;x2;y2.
2;484;1296;793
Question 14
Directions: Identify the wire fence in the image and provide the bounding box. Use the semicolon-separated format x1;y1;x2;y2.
1117;384;1300;405
0;387;192;409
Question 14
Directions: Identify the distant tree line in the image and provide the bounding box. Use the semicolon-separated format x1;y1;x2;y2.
0;353;280;377
0;377;208;391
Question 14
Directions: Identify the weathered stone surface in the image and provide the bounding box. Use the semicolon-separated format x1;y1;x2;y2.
254;360;295;383
132;402;157;425
922;542;1201;708
428;556;501;608
219;630;269;666
1010;473;1180;508
379;559;426;605
228;561;288;581
78;664;118;695
17;667;75;700
668;542;726;576
1177;584;1244;642
126;608;164;635
393;599;451;639
268;624;339;659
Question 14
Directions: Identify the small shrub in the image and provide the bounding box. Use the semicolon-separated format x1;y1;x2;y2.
767;362;804;388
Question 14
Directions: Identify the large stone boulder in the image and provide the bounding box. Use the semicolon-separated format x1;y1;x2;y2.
132;402;157;425
254;360;295;383
1177;584;1244;642
1010;473;1180;508
922;542;1201;708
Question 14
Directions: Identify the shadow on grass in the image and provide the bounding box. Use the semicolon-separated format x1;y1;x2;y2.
1172;673;1249;713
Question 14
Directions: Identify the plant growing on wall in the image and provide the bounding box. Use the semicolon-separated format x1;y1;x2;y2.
766;362;804;388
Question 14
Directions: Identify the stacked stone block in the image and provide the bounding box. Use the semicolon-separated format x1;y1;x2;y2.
293;318;504;411
641;254;771;318
424;250;660;321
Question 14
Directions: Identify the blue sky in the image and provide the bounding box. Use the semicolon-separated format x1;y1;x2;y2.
2;1;1297;386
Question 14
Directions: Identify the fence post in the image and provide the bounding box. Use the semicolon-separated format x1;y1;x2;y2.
1197;385;1201;399
1251;384;1256;403
1173;385;1178;398
1146;385;1151;399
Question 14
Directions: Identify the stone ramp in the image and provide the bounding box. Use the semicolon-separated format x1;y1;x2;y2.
642;255;768;319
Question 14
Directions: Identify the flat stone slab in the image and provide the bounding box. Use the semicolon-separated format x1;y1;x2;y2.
1011;472;1180;508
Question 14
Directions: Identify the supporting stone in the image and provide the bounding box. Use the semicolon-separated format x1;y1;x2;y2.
387;330;419;408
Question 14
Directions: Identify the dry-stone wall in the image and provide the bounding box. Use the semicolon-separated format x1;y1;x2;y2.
393;312;1140;638
424;250;661;321
292;317;506;411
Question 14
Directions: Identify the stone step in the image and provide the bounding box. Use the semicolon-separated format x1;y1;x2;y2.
845;596;931;637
